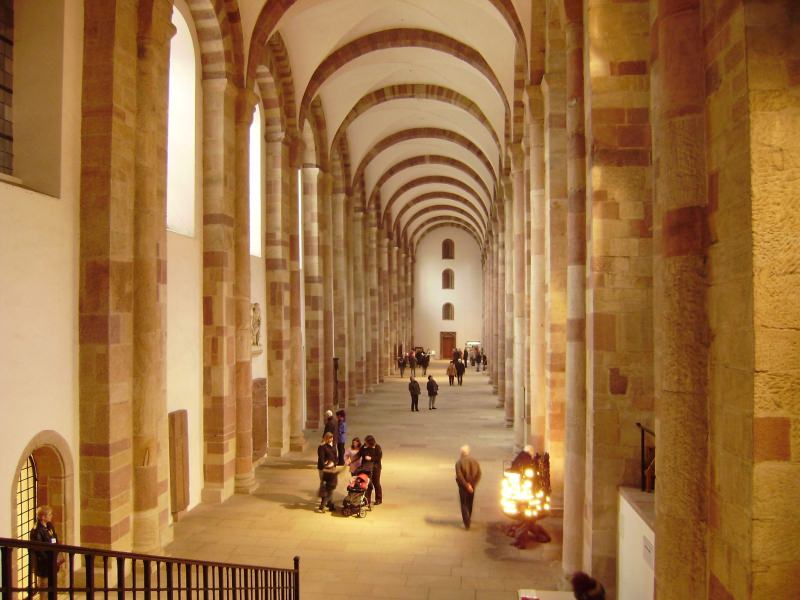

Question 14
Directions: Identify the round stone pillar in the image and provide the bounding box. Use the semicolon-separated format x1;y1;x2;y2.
302;164;323;428
511;146;527;449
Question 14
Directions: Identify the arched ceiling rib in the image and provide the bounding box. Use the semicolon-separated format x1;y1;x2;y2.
410;217;484;253
415;222;484;255
240;0;530;249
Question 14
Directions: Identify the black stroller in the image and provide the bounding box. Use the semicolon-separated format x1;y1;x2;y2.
341;469;371;518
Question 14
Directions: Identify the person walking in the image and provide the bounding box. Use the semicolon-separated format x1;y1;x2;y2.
360;435;383;506
398;355;406;377
455;445;481;530
455;358;465;386
408;353;417;377
481;352;487;371
316;432;339;513
408;376;421;411
336;410;347;466
427;374;439;409
446;361;456;386
323;409;337;462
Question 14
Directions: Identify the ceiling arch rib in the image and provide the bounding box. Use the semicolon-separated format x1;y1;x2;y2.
381;176;489;226
415;222;484;255
409;216;484;253
392;195;487;238
368;155;493;212
401;206;484;246
352;128;497;198
297;28;510;134
245;0;528;92
329;83;501;158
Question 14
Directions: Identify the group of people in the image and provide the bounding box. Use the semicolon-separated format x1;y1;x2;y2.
407;374;440;411
397;349;431;377
317;409;383;514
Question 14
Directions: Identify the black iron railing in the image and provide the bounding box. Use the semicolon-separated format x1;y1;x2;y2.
636;422;655;492
0;537;299;599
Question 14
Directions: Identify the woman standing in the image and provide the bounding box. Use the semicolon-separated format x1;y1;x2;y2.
30;505;59;591
316;432;339;513
344;437;363;474
359;435;383;506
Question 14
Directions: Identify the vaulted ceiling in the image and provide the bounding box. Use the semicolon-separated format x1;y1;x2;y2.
238;0;534;252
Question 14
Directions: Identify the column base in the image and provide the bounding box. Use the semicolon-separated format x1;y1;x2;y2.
290;434;307;452
267;444;289;458
201;482;234;505
235;472;258;494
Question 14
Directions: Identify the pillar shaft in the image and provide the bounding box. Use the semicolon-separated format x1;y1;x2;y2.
503;190;515;428
319;172;335;412
302;165;323;428
265;134;290;456
366;208;379;388
288;136;305;451
511;147;527;448
495;215;506;401
563;16;587;576
332;181;349;408
351;204;366;399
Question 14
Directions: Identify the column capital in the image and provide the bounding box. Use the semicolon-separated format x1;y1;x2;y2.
236;88;259;126
509;143;526;174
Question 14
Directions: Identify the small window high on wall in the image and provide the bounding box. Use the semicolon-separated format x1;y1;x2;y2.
442;303;454;320
442;269;454;289
166;5;197;236
442;239;455;259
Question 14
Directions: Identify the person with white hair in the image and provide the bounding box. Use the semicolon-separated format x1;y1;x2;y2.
511;444;536;472
454;445;482;530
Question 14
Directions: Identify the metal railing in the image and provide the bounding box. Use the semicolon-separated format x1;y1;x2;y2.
0;537;299;599
636;422;655;492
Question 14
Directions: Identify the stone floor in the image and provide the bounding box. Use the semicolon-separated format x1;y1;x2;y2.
166;360;564;600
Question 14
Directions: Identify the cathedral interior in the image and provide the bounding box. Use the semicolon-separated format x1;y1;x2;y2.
0;0;798;599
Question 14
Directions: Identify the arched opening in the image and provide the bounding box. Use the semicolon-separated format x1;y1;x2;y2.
442;268;454;289
249;101;264;257
166;4;197;236
442;303;454;320
442;238;455;259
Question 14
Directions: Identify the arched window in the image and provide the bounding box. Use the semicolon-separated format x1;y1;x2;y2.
442;269;454;289
249;101;263;256
442;238;455;259
166;6;198;236
16;455;37;591
442;303;454;320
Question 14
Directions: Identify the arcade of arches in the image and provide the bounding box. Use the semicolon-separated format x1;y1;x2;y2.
0;1;798;599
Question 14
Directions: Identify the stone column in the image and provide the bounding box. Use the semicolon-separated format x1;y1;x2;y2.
494;222;505;396
319;172;335;411
563;14;587;576
345;195;358;406
288;134;306;451
511;147;527;448
529;86;547;451
132;0;172;553
200;77;238;504
302;163;323;428
79;0;137;550
366;207;379;388
543;67;568;496
264;131;290;456
584;0;653;590
503;187;515;428
351;202;366;400
233;89;256;494
332;172;349;408
378;232;389;379
651;2;708;598
389;242;398;371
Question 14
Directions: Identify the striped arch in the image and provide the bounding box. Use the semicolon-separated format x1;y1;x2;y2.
185;0;244;84
410;218;484;253
400;205;485;243
329;84;501;155
246;0;529;90
368;155;493;211
254;65;285;136
254;33;298;138
381;176;489;225
299;28;509;135
351;128;497;193
395;201;486;240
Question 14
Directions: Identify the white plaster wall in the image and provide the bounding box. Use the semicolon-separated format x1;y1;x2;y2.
413;227;483;354
618;491;655;600
0;0;83;540
166;233;204;513
251;256;267;379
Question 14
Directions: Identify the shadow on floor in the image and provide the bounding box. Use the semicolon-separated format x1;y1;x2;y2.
424;515;465;529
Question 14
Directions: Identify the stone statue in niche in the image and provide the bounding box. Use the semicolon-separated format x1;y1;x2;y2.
251;302;262;352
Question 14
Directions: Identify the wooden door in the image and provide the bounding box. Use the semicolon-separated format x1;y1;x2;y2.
440;332;456;359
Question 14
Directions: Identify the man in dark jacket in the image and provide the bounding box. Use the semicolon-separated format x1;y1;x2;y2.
360;435;383;506
323;409;337;460
455;359;466;385
317;432;338;512
426;375;439;409
408;377;421;411
455;445;482;529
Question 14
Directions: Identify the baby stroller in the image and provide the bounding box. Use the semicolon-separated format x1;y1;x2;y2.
341;469;370;518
